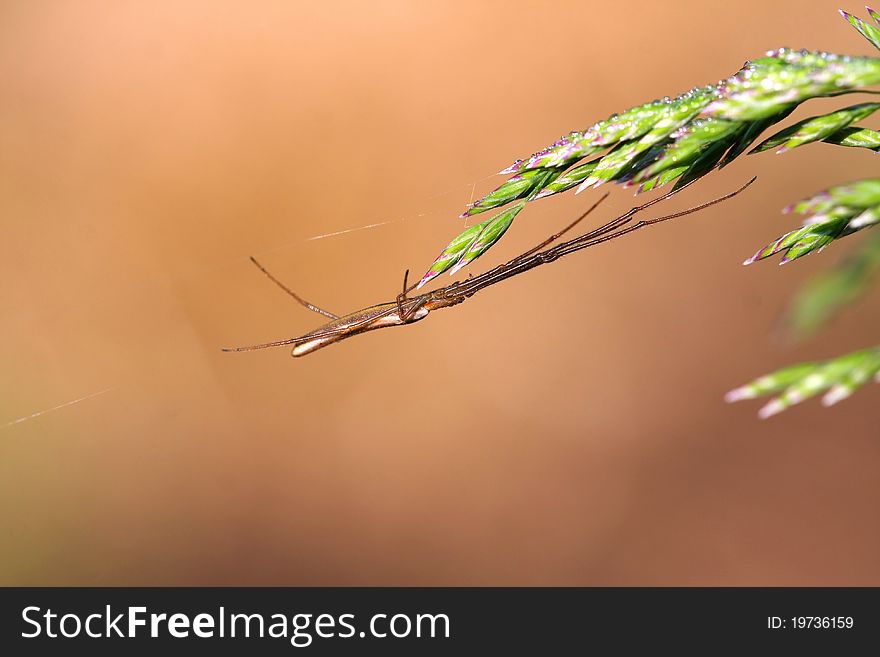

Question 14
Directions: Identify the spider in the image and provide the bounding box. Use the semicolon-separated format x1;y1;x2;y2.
223;177;755;357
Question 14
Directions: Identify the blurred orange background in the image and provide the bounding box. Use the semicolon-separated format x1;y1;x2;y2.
2;0;879;585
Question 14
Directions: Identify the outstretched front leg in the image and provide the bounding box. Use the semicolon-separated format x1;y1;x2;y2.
249;256;339;319
510;193;609;265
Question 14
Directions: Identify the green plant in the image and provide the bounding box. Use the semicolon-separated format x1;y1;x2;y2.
415;7;880;417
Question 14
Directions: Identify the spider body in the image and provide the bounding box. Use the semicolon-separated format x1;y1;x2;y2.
291;301;430;357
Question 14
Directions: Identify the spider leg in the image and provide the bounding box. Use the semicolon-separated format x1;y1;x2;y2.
402;296;429;323
511;192;609;264
396;269;410;319
249;256;339;319
393;269;430;323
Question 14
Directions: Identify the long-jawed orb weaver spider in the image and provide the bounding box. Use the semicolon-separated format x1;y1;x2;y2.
223;177;755;357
